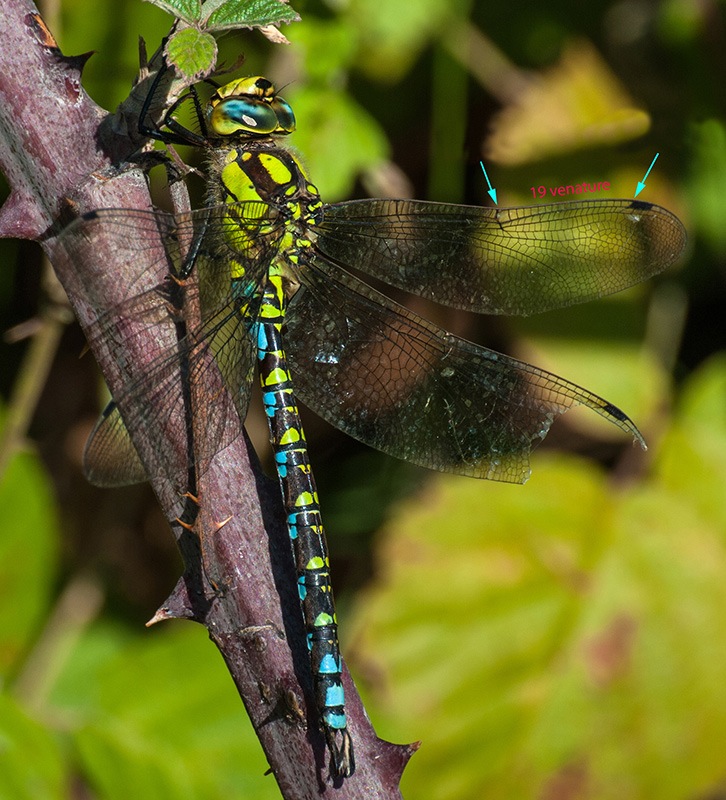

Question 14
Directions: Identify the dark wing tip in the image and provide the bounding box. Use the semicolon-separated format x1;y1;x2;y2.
629;199;654;212
600;401;647;451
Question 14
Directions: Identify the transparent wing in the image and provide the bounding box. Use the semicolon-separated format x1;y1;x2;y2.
285;253;643;484
316;198;687;315
83;400;147;486
80;290;258;488
57;204;275;486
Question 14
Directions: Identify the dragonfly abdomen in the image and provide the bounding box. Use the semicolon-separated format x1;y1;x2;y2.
257;274;353;776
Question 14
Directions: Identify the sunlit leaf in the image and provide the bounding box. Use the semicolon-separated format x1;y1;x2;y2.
657;353;726;529
352;430;726;798
285;19;357;80
350;0;457;80
518;328;668;445
51;623;279;800
687;120;726;256
675;352;726;437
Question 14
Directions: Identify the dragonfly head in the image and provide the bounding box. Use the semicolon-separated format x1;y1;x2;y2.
207;77;296;138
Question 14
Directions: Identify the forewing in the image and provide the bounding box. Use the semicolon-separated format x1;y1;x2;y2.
316;199;687;315
285;254;643;484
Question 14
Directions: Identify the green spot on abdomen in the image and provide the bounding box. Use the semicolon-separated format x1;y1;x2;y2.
295;491;315;506
263;367;290;386
280;427;301;445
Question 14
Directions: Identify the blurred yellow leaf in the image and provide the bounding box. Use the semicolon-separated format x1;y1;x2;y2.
486;39;650;166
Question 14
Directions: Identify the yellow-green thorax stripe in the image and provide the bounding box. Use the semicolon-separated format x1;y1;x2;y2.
206;144;322;287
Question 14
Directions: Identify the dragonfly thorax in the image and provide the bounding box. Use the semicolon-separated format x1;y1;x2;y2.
205;143;323;288
208;144;323;222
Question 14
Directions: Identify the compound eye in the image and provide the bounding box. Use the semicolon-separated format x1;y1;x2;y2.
270;98;296;133
209;98;279;136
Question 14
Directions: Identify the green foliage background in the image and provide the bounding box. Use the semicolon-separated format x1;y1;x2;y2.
1;0;725;797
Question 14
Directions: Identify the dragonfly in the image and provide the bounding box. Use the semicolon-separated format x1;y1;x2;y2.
57;72;687;778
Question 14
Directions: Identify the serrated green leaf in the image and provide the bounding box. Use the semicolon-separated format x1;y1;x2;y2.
353;437;726;799
0;693;66;800
205;0;300;32
0;446;59;676
288;87;389;200
143;0;202;24
164;28;218;81
196;0;228;20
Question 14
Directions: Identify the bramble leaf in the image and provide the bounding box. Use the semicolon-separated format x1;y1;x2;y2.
205;0;300;33
164;28;217;82
143;0;202;24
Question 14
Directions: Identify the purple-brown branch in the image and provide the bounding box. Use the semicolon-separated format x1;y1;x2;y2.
0;0;413;795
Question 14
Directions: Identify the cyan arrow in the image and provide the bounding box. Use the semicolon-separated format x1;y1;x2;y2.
479;161;498;205
635;152;659;198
